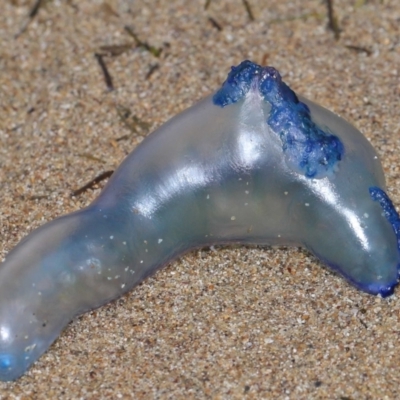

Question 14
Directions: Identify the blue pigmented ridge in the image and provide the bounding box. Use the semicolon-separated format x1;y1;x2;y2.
369;187;400;253
258;67;344;178
369;186;400;285
213;60;344;178
213;60;261;107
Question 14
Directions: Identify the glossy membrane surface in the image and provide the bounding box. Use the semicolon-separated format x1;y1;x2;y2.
0;60;399;381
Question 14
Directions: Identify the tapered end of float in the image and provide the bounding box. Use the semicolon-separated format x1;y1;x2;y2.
363;280;396;298
0;353;24;382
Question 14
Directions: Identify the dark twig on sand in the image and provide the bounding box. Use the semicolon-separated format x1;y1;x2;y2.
95;53;114;91
146;64;160;80
124;26;162;58
71;170;114;197
208;16;223;31
345;45;372;56
15;0;43;38
242;0;255;21
204;0;212;10
326;0;340;40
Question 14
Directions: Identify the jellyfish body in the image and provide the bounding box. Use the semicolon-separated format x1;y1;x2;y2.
0;60;399;381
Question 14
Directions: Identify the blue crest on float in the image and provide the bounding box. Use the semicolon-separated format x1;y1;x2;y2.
214;60;344;178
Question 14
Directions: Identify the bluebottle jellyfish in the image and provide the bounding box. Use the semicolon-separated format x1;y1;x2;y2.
0;60;399;381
